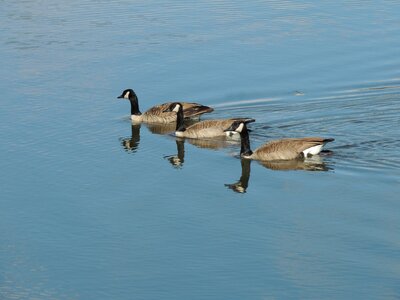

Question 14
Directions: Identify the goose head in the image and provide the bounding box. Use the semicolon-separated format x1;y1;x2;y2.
117;89;137;100
163;102;183;113
224;121;246;133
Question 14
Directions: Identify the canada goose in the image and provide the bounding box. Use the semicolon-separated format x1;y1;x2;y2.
117;89;213;123
163;102;255;139
224;121;334;161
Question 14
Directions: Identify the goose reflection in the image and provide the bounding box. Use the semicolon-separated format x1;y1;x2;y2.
164;139;186;168
225;158;251;193
120;124;141;153
164;137;241;168
225;155;333;194
144;122;176;135
119;122;179;153
258;154;333;171
186;136;240;150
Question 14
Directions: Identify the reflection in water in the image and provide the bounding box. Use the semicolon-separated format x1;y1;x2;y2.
145;122;176;135
120;124;141;153
163;137;241;168
146;118;198;135
226;155;333;194
119;119;233;158
164;139;185;168
225;158;251;194
258;155;333;171
119;122;177;153
186;136;240;150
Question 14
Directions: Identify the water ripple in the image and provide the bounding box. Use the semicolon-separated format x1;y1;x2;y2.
213;80;400;173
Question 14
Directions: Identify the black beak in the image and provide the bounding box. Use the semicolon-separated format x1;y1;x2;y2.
117;95;124;99
163;108;171;113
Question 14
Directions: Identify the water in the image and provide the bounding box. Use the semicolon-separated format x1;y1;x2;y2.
1;1;400;299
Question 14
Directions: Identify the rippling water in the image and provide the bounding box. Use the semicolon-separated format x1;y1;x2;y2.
1;1;400;299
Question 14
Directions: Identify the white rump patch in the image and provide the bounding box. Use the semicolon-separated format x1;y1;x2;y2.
303;145;323;157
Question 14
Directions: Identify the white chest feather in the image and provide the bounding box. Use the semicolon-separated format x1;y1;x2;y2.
131;115;142;123
175;131;184;137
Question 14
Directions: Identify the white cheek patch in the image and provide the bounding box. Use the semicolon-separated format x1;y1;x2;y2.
124;91;130;99
225;131;240;138
172;105;180;112
236;123;244;133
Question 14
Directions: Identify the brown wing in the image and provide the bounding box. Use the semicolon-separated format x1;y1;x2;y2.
144;103;174;116
182;118;256;138
182;119;234;138
186;119;230;131
254;137;329;161
141;103;176;123
144;102;213;120
185;118;253;132
181;102;214;118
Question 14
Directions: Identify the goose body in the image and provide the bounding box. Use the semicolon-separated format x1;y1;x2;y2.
225;121;334;161
164;102;255;139
118;89;213;123
250;137;333;160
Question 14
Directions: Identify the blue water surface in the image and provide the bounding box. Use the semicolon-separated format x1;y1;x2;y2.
1;1;400;299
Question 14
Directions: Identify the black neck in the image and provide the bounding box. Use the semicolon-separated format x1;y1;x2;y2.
240;126;253;156
129;94;142;116
176;140;185;162
239;158;251;189
175;105;186;132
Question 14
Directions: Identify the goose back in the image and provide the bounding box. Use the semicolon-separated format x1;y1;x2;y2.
180;118;255;139
251;137;333;161
141;102;214;124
